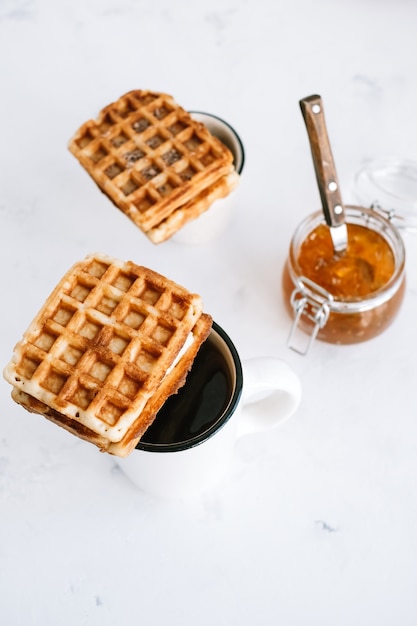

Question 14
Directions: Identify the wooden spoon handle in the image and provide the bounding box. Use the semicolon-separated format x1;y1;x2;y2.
299;94;345;228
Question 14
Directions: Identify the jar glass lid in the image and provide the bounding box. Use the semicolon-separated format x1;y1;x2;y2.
354;158;417;233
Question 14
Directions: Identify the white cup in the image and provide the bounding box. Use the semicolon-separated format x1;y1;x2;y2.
172;112;245;245
116;321;301;498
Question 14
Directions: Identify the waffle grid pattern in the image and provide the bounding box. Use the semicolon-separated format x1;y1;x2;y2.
5;254;202;443
69;91;234;234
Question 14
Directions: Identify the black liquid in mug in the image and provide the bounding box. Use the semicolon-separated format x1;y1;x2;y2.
139;335;234;446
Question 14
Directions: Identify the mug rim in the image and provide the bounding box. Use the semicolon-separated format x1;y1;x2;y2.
189;110;245;175
135;321;243;453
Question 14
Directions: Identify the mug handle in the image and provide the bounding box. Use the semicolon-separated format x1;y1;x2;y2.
237;357;302;437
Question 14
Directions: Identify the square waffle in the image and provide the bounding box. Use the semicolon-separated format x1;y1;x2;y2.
68;90;237;243
3;253;212;457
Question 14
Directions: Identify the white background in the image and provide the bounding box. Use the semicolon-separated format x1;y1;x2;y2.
1;0;417;624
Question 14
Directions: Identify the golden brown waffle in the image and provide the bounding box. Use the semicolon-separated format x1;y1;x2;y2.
147;170;240;244
3;253;212;456
68;90;236;243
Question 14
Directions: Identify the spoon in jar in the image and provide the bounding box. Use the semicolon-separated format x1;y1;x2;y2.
299;94;348;253
299;94;374;281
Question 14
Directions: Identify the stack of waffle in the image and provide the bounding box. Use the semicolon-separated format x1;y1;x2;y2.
68;90;239;243
3;253;212;457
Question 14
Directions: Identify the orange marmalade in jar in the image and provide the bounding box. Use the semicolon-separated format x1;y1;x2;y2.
282;205;406;354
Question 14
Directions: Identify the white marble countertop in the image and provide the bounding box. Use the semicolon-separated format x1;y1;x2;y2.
1;0;417;624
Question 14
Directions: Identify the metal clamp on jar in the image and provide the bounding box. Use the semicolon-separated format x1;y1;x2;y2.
283;95;407;355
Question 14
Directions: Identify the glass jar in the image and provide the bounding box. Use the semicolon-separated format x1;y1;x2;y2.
282;205;406;354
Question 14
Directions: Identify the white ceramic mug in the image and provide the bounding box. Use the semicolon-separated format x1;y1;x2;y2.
117;322;301;498
172;112;245;245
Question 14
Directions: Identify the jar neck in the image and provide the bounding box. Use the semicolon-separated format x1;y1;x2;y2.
288;205;406;313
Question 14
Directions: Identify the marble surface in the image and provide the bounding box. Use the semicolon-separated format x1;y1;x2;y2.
1;0;417;624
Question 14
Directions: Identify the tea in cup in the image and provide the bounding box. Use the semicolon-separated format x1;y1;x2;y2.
117;321;301;497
